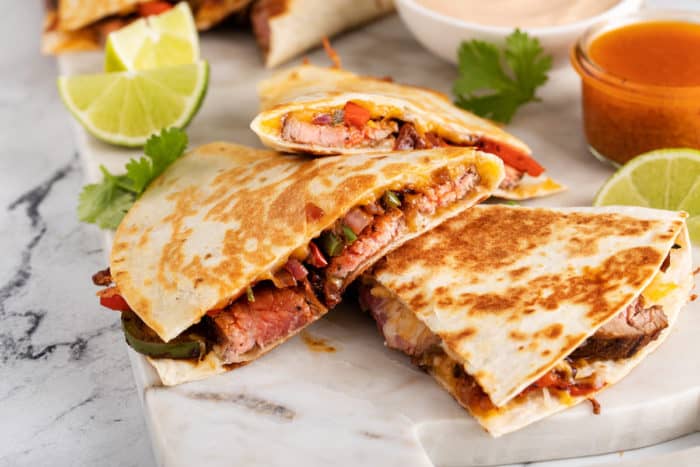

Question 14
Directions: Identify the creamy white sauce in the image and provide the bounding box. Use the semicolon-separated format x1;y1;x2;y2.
416;0;622;28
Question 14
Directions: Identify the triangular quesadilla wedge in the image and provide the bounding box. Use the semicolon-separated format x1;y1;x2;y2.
359;205;693;436
93;142;504;386
250;65;564;200
42;0;250;54
251;0;394;68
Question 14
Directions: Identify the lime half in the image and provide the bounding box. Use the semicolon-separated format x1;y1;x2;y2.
58;61;209;147
594;148;700;245
105;2;199;72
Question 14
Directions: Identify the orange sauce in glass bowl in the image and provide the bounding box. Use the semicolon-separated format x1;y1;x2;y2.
571;13;700;165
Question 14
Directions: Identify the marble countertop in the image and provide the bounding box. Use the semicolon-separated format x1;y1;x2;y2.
1;2;698;467
0;2;153;466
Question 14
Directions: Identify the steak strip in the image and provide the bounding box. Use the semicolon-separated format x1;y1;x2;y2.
571;296;668;361
211;279;325;364
322;166;480;307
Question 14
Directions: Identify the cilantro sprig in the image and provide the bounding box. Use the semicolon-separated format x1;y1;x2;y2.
78;128;188;229
453;30;552;124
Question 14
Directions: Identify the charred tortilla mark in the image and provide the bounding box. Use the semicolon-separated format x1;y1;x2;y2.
443;327;477;344
509;330;527;341
508;266;530;280
536;323;563;339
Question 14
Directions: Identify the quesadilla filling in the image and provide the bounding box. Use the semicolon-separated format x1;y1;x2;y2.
93;164;482;364
44;1;175;43
358;248;678;416
278;101;543;190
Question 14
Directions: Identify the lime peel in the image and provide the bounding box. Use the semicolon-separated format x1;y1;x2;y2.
58;61;209;148
594;148;700;245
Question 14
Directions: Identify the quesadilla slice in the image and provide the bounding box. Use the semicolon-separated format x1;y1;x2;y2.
359;205;693;436
251;0;394;68
42;0;250;54
250;65;564;200
93;142;504;386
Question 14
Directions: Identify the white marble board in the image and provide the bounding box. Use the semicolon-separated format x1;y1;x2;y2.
59;15;700;467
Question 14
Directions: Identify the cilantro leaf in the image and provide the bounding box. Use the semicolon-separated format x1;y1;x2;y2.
77;128;188;230
125;128;189;195
453;30;552;123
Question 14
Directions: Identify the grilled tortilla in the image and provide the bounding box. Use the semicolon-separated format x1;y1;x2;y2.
251;0;394;68
99;142;504;385
359;205;693;436
42;0;250;54
251;65;564;200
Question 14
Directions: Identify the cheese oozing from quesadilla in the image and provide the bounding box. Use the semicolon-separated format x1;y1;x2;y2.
359;205;693;436
251;65;565;200
94;143;504;385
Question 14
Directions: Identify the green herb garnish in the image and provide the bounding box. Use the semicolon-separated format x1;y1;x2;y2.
78;128;188;229
453;29;552;123
342;225;357;244
383;190;401;209
246;286;255;303
321;232;344;257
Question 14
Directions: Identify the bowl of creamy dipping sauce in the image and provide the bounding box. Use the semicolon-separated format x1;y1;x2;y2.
395;0;643;67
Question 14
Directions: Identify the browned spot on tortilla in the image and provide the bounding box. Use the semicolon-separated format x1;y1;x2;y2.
300;331;336;353
535;323;563;340
541;349;551;357
442;327;477;346
509;330;527;341
509;266;530;280
410;293;428;311
137;229;150;247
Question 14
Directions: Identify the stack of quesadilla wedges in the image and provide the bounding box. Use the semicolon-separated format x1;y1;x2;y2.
86;48;693;439
251;64;565;200
43;0;251;54
44;0;395;66
95;142;504;385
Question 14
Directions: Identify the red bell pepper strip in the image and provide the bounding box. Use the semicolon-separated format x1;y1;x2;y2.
479;138;545;177
100;293;131;312
343;102;371;129
138;1;173;17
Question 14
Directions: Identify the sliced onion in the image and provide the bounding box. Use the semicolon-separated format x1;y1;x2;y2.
344;207;373;235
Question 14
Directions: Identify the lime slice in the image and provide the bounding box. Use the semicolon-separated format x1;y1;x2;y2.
594;148;700;245
105;2;199;72
58;61;209;147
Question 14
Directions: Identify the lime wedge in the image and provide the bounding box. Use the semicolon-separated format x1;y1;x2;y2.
58;61;209;147
105;2;199;72
594;148;700;245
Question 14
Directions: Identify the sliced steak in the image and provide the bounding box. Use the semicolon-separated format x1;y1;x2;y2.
212;280;324;364
571;297;668;361
394;122;428;150
403;166;480;218
323;209;405;307
499;165;525;191
280;115;397;149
